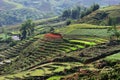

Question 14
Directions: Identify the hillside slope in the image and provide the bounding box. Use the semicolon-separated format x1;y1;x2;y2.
1;0;120;26
0;0;15;10
78;5;120;25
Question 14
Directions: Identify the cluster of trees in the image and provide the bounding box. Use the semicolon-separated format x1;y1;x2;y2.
81;4;100;18
62;4;100;20
62;6;81;19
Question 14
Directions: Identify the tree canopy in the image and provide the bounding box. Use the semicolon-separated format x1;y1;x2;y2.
20;20;35;40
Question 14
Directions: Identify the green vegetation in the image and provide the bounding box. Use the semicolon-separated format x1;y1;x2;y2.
79;5;120;25
0;4;120;80
62;4;99;19
0;34;107;74
47;76;62;80
0;62;82;80
105;53;120;60
100;5;120;11
0;8;43;26
56;23;111;38
70;40;96;46
20;20;35;40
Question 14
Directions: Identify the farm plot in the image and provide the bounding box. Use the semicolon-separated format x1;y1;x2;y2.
56;23;111;38
67;29;110;37
0;62;83;80
76;43;120;63
105;52;120;61
0;33;108;78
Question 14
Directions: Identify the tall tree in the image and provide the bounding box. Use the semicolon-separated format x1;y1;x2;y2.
71;7;81;19
62;9;71;19
107;18;120;41
91;4;100;11
20;20;35;40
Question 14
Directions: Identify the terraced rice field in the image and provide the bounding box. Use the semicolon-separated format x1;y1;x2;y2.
0;36;107;65
0;62;83;80
0;35;108;79
0;37;39;59
56;23;112;38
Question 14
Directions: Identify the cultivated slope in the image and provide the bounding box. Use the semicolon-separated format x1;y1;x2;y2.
78;5;120;25
0;34;107;73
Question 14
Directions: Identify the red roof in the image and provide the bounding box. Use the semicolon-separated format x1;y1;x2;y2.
44;33;63;39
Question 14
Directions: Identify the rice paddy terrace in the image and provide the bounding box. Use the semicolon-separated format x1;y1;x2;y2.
0;33;109;79
0;22;120;79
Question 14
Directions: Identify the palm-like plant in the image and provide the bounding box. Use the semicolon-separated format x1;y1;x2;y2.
20;20;35;40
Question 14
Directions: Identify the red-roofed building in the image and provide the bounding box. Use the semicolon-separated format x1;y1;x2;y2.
44;33;63;42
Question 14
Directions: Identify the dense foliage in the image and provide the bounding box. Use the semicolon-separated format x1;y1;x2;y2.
0;8;44;26
62;4;100;20
20;20;35;40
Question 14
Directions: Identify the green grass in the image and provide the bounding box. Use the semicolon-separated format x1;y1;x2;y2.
0;33;10;39
47;76;62;80
56;23;110;33
11;31;20;35
69;47;78;51
105;53;120;60
100;5;120;11
76;45;85;48
34;16;58;24
70;40;96;46
56;23;110;37
79;5;120;25
68;29;110;37
81;37;108;43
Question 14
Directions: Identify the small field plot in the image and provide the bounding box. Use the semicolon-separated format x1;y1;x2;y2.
70;40;96;46
67;29;110;37
56;23;111;38
105;53;120;61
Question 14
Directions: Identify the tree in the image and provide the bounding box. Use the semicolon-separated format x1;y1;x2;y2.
107;21;120;41
71;7;81;19
62;6;81;19
66;19;72;25
1;28;8;40
50;27;55;33
80;11;86;18
62;9;71;19
20;20;35;40
91;4;100;11
107;17;113;26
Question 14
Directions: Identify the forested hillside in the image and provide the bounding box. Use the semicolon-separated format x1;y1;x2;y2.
0;0;15;10
0;0;120;26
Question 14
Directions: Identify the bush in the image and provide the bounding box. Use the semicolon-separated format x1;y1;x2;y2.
66;19;72;25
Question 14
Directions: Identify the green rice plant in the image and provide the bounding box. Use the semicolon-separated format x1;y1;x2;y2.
47;76;62;80
76;45;85;48
105;53;120;61
70;40;96;46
